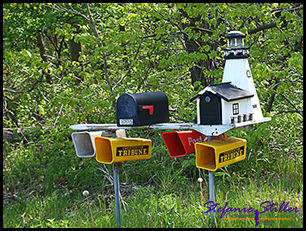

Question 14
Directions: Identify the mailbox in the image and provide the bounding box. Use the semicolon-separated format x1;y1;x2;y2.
162;131;206;158
71;131;113;157
95;137;152;164
195;136;246;171
117;91;169;126
162;131;226;158
190;31;271;129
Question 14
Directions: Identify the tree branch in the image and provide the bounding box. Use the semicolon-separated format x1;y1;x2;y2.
248;22;277;34
173;34;185;87
266;77;279;113
112;42;142;91
275;110;303;115
3;126;53;143
276;26;294;51
3;72;45;94
142;30;187;40
248;3;302;35
190;27;213;34
279;93;303;116
43;3;89;21
85;3;100;39
85;3;112;89
3;108;19;126
67;3;90;21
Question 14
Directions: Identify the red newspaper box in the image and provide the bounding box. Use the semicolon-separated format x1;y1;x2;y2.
162;131;225;158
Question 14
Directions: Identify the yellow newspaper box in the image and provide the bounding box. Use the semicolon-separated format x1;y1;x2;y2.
195;137;246;171
95;137;152;164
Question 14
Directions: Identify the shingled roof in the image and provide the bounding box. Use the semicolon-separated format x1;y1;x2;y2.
190;82;254;102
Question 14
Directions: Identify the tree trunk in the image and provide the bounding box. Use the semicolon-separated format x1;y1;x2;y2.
266;78;280;113
68;24;85;86
183;33;209;88
179;9;212;90
36;33;53;84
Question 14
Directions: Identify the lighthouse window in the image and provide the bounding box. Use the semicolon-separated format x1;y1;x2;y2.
237;38;243;47
246;70;251;78
233;103;239;115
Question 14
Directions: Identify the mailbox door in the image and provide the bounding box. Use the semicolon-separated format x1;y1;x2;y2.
117;94;138;126
199;92;222;125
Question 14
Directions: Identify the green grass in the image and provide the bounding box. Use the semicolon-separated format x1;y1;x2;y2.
3;174;303;228
3;113;303;228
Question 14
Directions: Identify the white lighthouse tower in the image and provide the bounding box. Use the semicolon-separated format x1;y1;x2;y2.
222;31;264;122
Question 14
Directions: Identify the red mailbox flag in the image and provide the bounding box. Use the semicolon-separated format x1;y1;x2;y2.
162;131;226;158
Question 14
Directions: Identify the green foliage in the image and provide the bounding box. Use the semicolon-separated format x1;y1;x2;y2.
3;3;303;128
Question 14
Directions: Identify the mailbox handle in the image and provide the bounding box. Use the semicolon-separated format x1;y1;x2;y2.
142;105;154;115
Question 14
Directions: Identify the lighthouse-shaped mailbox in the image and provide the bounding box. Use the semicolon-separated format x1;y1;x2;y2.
192;31;271;171
190;31;270;128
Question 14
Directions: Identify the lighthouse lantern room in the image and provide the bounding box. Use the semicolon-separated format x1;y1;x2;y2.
224;30;249;59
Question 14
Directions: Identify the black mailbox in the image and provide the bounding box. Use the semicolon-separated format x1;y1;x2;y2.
117;91;169;126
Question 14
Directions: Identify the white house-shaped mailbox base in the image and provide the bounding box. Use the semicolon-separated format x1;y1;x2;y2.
191;82;256;126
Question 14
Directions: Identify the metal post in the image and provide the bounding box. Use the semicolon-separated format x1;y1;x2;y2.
208;170;215;227
114;163;121;228
207;135;215;227
113;130;125;228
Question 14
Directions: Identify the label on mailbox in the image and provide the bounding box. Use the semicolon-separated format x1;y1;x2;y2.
119;119;134;125
116;146;149;157
219;146;244;164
